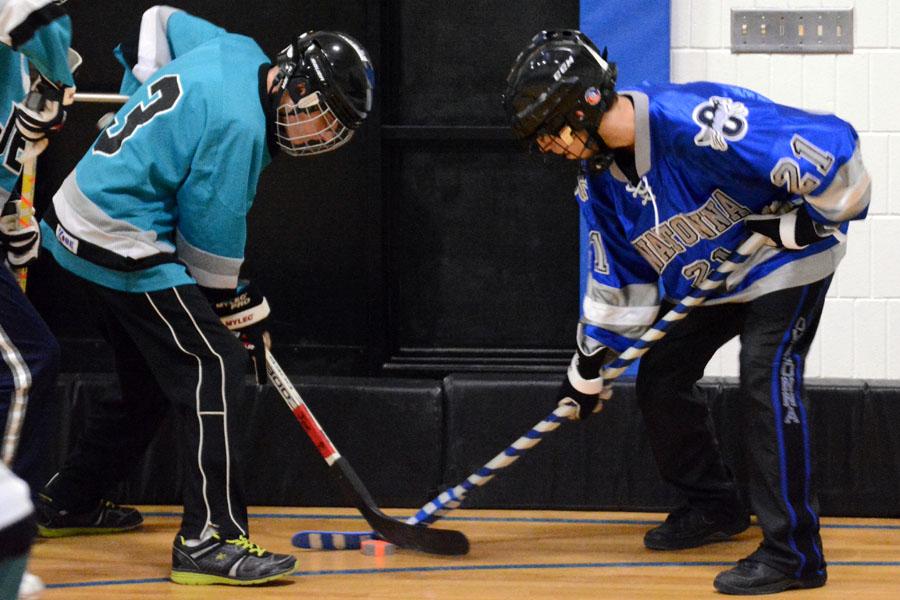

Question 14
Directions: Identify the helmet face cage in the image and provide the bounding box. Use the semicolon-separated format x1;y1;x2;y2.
274;90;355;157
503;30;618;170
271;31;374;157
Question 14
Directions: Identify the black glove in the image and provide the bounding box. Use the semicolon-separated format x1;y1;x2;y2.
557;349;613;420
207;281;271;385
14;77;73;148
0;197;40;267
744;207;839;250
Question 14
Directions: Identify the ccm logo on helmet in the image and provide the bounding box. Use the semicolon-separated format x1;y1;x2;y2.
309;56;326;83
553;55;575;81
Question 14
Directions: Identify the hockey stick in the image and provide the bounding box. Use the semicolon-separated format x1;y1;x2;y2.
11;49;83;291
408;231;768;526
293;232;767;548
265;348;469;555
73;92;128;104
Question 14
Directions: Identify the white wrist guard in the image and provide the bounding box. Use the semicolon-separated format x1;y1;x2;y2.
567;353;612;400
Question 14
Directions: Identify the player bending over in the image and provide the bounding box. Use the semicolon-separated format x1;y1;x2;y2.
35;5;373;586
503;30;869;595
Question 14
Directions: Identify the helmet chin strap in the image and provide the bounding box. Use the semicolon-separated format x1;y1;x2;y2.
584;127;615;172
267;69;288;113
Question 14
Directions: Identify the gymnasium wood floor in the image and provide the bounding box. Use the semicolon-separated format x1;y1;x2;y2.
30;507;899;599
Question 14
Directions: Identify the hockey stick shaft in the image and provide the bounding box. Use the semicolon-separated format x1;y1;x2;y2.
265;349;469;555
266;348;341;464
600;232;766;380
405;402;576;527
73;92;128;104
408;232;768;526
13;148;37;292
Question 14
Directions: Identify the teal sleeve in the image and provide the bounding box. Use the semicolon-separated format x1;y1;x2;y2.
166;11;227;58
112;44;142;96
112;11;228;100
15;13;74;86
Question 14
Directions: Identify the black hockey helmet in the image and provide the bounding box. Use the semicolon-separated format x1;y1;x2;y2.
269;30;374;156
503;30;618;171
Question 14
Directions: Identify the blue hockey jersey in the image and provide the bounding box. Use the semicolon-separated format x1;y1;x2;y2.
578;81;870;354
0;0;74;203
41;8;273;292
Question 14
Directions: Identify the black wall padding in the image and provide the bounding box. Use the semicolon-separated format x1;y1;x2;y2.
441;375;900;516
44;375;186;504
238;377;445;508
441;373;678;511
44;374;900;517
811;380;900;517
48;375;444;509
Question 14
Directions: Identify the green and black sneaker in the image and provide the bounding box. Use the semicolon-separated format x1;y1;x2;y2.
35;495;143;538
171;534;297;586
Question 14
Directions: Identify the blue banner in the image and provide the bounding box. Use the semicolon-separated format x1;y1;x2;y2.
579;1;670;375
579;1;671;88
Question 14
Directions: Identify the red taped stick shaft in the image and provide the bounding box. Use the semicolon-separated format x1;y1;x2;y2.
267;348;341;464
291;404;339;463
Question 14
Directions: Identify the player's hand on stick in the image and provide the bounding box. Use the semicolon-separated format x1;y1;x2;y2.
557;351;613;420
209;281;272;385
744;206;838;250
0;197;40;268
14;76;75;155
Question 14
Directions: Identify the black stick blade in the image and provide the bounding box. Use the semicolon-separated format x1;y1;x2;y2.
332;457;470;555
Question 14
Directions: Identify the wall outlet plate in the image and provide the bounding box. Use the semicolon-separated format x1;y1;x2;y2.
731;9;853;54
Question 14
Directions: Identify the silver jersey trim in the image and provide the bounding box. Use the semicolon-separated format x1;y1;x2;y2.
704;240;845;305
581;278;660;338
176;229;242;289
52;170;175;260
609;90;651;183
804;144;871;223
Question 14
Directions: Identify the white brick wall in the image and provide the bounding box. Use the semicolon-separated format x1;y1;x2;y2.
671;0;900;380
836;220;871;298
835;54;869;129
891;135;900;212
870;54;900;130
873;218;900;296
888;300;900;375
818;298;855;374
855;0;889;47
891;0;900;47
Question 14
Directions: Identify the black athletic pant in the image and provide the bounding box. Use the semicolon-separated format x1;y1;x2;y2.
45;283;250;539
635;277;831;579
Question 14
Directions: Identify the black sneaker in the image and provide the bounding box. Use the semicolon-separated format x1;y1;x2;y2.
714;559;827;595
171;534;297;585
35;495;143;538
644;505;749;550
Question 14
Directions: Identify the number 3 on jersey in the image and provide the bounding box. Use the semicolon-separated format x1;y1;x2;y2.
93;75;183;157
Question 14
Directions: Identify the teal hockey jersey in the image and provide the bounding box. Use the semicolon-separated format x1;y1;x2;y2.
42;9;273;292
